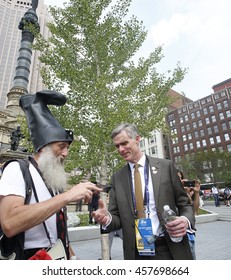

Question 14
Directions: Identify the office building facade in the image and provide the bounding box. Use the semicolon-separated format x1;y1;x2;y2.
166;78;231;166
0;0;51;109
141;89;193;159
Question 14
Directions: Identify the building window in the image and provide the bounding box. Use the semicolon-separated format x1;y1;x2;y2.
196;111;201;118
149;146;157;155
205;117;210;124
171;128;177;135
226;110;231;118
200;129;205;137
196;140;201;148
216;135;221;143
198;120;203;127
191;112;195;119
186;124;190;131
169;120;175;127
192;122;197;129
222;123;227;130
189;142;194;150
188;133;192;140
185;115;189;122
209;105;214;113
203;107;208;115
184;144;188;151
168;113;175;121
148;134;156;144
202;139;207;147
213;125;219;133
173;146;180;153
207;97;212;102
182;135;187;141
172;137;179;144
140;139;145;147
228;121;231;129
214;94;219;100
209;137;215;145
194;131;199;138
211;115;216;123
201;99;206;105
180;117;184;123
224;133;230;141
219;112;224;120
181;126;185;132
227;144;231;152
223;100;229;108
217;102;222;110
207;127;212;135
220;91;226;97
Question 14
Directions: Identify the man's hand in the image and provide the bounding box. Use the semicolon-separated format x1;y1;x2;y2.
193;180;200;193
91;199;110;225
68;182;102;204
165;216;188;238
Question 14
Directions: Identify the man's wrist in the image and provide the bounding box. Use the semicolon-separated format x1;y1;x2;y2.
102;212;112;230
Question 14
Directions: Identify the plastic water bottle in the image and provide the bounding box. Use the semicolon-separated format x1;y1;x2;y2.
162;205;182;243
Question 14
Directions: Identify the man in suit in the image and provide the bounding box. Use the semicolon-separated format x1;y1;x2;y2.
92;123;195;260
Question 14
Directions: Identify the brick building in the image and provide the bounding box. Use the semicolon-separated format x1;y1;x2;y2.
166;78;231;166
140;89;192;159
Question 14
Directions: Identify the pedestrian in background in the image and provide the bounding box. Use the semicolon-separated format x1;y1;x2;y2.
223;187;231;207
211;185;220;207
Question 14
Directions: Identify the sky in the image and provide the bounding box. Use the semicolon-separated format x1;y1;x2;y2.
44;0;231;101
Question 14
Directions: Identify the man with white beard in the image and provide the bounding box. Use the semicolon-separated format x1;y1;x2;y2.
0;90;101;260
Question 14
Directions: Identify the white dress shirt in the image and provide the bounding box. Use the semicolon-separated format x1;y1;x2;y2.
129;154;160;235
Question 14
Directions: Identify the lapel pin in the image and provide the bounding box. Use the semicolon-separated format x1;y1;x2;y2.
152;167;158;174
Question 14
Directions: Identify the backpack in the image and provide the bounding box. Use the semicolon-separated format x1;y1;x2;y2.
224;188;230;196
0;158;32;260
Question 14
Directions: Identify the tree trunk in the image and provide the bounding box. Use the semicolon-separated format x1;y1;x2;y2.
99;158;110;260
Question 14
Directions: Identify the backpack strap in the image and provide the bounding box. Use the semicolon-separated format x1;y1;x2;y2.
1;158;33;259
2;158;32;204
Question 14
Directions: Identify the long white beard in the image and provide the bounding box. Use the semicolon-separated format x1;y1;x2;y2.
37;145;67;192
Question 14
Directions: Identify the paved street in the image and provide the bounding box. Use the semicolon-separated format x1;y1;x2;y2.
71;200;231;260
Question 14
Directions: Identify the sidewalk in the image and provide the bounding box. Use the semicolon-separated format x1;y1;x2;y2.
71;201;231;260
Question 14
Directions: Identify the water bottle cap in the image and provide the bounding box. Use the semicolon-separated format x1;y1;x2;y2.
163;205;170;211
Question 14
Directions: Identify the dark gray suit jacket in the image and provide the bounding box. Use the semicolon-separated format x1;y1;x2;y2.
106;155;195;260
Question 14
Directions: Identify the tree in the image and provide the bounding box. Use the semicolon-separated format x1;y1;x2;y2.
34;0;186;180
33;0;187;259
180;150;231;185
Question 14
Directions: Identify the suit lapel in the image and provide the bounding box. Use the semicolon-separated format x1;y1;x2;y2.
120;164;135;214
146;156;161;209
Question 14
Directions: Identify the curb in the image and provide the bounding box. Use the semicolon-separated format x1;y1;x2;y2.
68;225;100;242
68;209;219;242
195;211;218;224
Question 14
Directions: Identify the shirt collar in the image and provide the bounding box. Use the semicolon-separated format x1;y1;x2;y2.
129;154;146;170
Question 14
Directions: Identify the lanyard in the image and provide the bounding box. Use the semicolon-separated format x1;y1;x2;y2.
132;159;150;218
